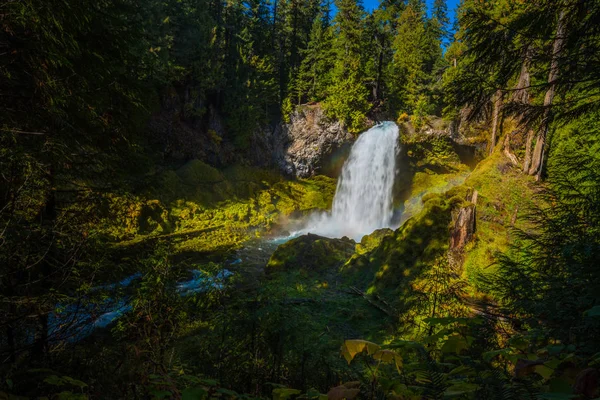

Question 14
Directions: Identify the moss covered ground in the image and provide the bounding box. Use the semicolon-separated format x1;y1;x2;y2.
98;160;337;254
459;150;537;288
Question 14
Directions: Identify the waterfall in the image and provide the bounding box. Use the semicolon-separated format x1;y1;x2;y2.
301;121;399;240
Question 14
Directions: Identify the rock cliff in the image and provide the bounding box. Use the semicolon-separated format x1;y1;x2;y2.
252;104;356;178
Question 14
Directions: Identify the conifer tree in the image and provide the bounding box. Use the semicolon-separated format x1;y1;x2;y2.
322;0;370;132
296;14;334;104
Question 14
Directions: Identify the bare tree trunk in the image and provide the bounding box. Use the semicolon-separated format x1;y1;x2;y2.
504;133;520;166
489;90;503;155
528;10;566;179
513;47;532;105
523;129;534;172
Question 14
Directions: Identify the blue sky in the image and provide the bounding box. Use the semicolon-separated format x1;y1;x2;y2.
363;0;461;26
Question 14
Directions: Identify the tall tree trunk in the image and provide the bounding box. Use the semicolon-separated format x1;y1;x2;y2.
523;129;534;173
528;10;566;179
512;48;534;172
489;89;503;155
513;47;531;105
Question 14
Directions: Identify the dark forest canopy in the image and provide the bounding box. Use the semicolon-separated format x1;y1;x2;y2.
2;0;600;399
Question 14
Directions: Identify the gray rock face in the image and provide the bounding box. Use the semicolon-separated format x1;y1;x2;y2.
252;105;356;178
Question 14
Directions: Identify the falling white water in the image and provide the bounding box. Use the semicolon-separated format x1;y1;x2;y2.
299;121;399;241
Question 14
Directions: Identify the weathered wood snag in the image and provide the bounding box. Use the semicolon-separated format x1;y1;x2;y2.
450;189;478;250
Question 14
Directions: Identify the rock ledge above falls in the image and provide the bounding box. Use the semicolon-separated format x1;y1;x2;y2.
252;104;358;178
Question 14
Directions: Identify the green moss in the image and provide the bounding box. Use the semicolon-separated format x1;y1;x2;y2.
400;168;470;221
404;135;462;172
341;190;469;313
355;228;394;255
176;159;224;186
102;163;336;254
460;151;536;288
266;233;355;274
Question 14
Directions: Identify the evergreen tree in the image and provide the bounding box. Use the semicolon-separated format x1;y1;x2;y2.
388;1;446;124
322;0;370;132
295;15;334;105
433;0;450;41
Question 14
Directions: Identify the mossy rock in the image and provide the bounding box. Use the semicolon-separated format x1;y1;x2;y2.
355;228;394;255
138;200;170;235
267;233;355;274
342;189;471;302
176;159;224;185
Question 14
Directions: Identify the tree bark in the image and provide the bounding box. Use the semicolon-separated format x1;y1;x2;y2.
489;89;503;155
504;133;520;166
450;190;478;250
513;46;532;105
528;10;566;179
523;129;534;172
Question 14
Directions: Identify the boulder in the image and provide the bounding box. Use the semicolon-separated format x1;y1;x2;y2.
266;233;355;274
355;228;394;255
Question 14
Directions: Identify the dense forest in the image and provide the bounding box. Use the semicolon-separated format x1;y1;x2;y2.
2;0;600;399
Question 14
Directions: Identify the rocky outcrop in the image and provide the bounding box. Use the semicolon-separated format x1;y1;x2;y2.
252;105;356;178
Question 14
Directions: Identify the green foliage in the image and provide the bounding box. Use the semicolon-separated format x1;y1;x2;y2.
322;72;370;133
296;16;334;104
321;0;370;133
390;3;444;117
266;234;355;274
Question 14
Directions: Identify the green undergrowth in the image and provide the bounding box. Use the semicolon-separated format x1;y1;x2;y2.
98;160;336;254
263;188;472;339
397;133;472;221
344;189;467;306
460;150;537;288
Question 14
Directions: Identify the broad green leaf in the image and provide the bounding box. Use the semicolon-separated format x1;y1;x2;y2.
341;340;380;364
62;376;87;389
44;375;66;387
448;365;475;376
483;349;512;362
444;383;479;397
441;335;471;354
535;365;554;380
546;345;566;355
216;388;238;398
509;336;529;351
272;388;301;400
182;387;208;400
373;349;403;373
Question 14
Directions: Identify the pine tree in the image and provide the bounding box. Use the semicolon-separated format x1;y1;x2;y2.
296;15;334;104
322;0;370;132
433;0;450;41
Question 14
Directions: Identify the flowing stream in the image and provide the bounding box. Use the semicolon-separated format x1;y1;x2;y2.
299;121;399;240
